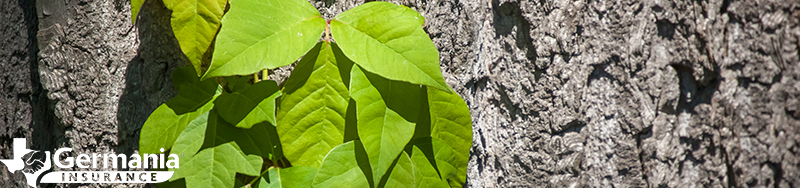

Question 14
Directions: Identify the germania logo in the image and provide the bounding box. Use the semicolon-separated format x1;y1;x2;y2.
1;138;178;188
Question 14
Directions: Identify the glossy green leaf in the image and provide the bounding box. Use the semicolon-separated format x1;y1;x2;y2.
408;137;457;187
312;141;371;188
171;142;262;188
131;0;144;24
170;111;265;187
168;110;284;187
427;87;472;187
383;151;415;188
209;111;283;159
170;110;280;187
222;76;252;92
277;41;352;168
258;177;269;188
342;98;359;142
171;110;282;169
163;0;227;75
204;0;326;78
350;65;421;184
215;80;281;129
140;66;220;154
169;111;211;161
330;1;449;91
168;67;223;114
410;146;449;188
260;166;317;188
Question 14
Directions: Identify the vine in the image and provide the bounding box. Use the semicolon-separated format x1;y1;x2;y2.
132;0;472;187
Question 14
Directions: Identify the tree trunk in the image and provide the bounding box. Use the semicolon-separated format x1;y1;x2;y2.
1;0;798;187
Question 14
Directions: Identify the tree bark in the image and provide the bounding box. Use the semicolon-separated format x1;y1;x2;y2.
1;0;798;187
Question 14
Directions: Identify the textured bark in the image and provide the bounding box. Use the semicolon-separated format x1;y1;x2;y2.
1;0;799;187
0;0;40;186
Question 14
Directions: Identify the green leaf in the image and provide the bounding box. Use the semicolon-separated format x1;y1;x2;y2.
157;178;186;188
330;1;449;91
205;0;326;78
277;41;352;168
426;87;472;187
171;110;283;168
260;166;317;188
168;67;223;114
350;65;421;184
140;66;220;154
131;0;144;24
258;177;269;188
236;178;249;188
342;98;359;142
208;111;283;159
223;76;252;92
383;151;415;188
169;111;211;160
215;80;282;129
409;142;451;188
408;137;458;187
171;142;262;188
220;120;284;160
312;140;371;188
163;0;227;76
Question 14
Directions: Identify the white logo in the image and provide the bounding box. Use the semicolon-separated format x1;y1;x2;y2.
0;138;51;188
1;138;178;187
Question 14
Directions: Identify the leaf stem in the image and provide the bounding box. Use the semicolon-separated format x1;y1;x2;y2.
262;69;268;81
247;166;274;186
325;20;331;42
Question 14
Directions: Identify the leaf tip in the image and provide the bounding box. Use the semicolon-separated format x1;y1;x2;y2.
131;0;145;24
429;82;453;94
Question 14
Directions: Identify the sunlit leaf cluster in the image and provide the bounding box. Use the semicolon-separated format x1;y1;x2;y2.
134;0;472;187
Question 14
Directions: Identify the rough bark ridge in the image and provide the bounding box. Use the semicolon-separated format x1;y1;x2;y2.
457;0;800;186
1;0;799;187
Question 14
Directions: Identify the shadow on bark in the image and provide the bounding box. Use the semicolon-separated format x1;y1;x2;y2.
115;0;183;163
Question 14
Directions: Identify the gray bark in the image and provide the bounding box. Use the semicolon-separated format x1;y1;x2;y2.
1;0;798;187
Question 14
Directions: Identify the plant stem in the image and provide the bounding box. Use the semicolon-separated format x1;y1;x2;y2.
247;166;273;186
262;69;268;81
325;20;331;42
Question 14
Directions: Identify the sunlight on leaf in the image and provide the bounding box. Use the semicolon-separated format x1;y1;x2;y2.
204;0;325;78
163;0;227;76
331;1;449;91
277;41;352;168
350;65;421;184
140;66;220;154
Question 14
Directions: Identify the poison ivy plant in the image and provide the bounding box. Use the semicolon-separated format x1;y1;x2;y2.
350;65;421;184
380;151;415;187
407;137;459;187
203;0;326;79
136;0;473;187
214;77;281;128
131;0;226;75
409;143;451;187
311;141;370;188
167;0;226;75
139;66;220;154
259;166;317;188
276;42;352;168
330;2;449;91
425;87;472;186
